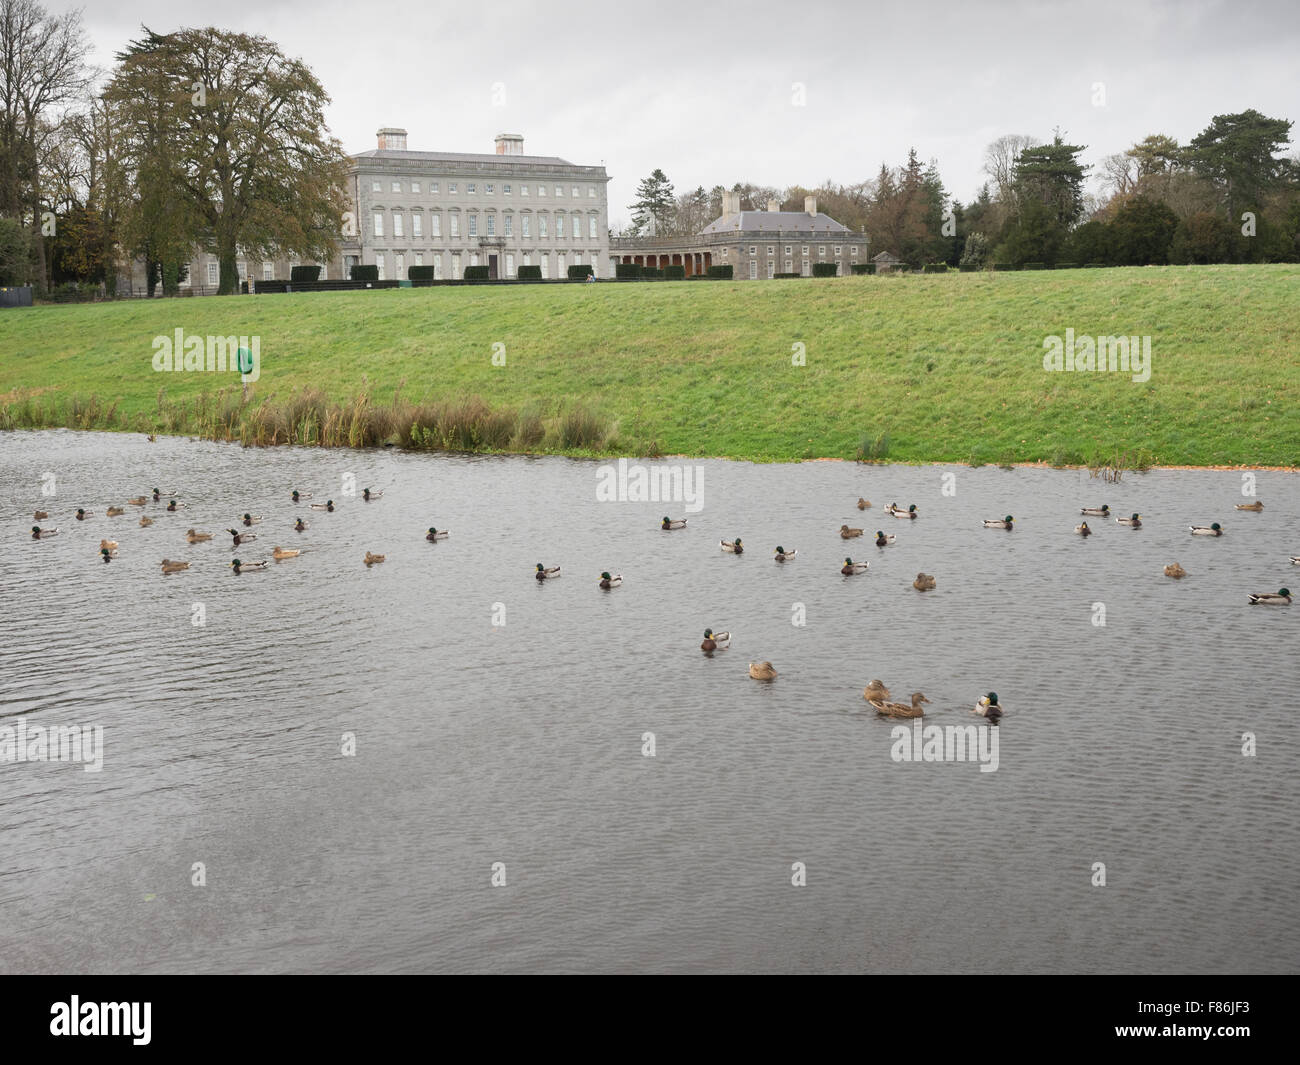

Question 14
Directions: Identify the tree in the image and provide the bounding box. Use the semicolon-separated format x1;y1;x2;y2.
105;26;350;294
0;213;29;282
1168;211;1240;264
1108;196;1179;265
628;168;675;235
1061;220;1112;265
959;231;989;268
1187;109;1295;219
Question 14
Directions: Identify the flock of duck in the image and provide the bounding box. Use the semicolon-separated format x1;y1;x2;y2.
24;486;1294;723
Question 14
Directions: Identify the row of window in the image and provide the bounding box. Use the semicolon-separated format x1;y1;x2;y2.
373;211;599;241
370;179;598;199
368;250;605;280
749;261;844;278
720;245;858;258
183;261;313;286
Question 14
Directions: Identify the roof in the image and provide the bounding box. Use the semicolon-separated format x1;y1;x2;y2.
872;250;900;261
352;148;581;167
700;210;856;236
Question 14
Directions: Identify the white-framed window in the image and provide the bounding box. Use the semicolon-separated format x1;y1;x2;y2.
749;246;756;255
835;246;842;256
721;248;728;259
431;214;441;237
486;214;495;236
767;246;774;255
207;262;218;285
784;259;792;272
506;253;514;276
485;184;494;194
539;216;548;238
767;262;775;278
448;182;457;194
749;261;757;279
371;180;381;192
373;211;384;238
503;184;512;195
572;186;579;198
541;254;549;278
391;180;401;193
469;214;478;236
555;186;564;197
395;253;404;277
450;214;459;237
263;262;274;281
452;254;460;277
434;253;442;279
802;245;809;256
851;245;859;258
412;181;421;194
467;183;476;194
784;246;791;255
504;215;513;237
558;252;565;272
430;182;439;194
588;186;596;198
802;258;810;276
237;260;247;279
393;213;404;238
572;216;580;239
538;185;546;196
573;252;582;265
374;252;385;280
819;246;826;256
589;216;597;239
414;252;424;267
523;253;531;266
522;216;531;238
521;185;529;196
412;214;422;238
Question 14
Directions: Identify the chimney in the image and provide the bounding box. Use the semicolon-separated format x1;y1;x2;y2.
377;127;408;150
805;196;817;217
767;199;780;212
495;133;524;155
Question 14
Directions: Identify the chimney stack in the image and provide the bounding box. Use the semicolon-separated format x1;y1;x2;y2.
377;127;408;150
805;196;817;217
495;133;524;155
767;199;780;212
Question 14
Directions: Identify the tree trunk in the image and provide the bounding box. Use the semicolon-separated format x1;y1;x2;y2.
217;240;238;295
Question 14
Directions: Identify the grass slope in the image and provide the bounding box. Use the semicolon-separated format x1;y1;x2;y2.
1;264;1297;465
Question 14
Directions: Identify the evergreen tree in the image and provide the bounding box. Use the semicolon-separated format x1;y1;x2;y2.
629;168;675;236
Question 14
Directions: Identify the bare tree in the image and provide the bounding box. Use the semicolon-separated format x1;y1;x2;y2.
983;134;1039;204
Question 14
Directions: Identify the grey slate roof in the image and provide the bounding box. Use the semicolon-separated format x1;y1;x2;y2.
700;210;855;235
353;148;578;167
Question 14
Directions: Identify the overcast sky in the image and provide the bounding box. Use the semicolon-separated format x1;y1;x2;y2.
53;0;1300;228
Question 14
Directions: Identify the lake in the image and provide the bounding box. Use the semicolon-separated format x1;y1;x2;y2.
1;430;1296;973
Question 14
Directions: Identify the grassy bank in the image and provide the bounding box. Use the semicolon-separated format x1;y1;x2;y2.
2;264;1297;465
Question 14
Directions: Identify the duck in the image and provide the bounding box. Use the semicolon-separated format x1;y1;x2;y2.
983;515;1014;529
913;572;937;591
1291;557;1300;566
841;557;869;575
1163;562;1188;578
106;506;125;517
76;508;92;520
100;546;115;562
127;496;148;506
229;558;269;573
974;693;1004;722
139;516;154;527
840;525;864;539
362;488;383;501
1080;505;1110;516
872;692;930;718
294;518;308;532
291;490;312;502
240;513;262;526
720;538;744;553
1248;588;1291;605
185;529;213;543
364;552;386;566
227;528;257;545
749;661;778;681
31;525;58;539
99;539;119;551
534;562;560;580
166;500;185;511
146;434;156;442
310;500;335;511
33;510;48;520
661;516;687;529
272;546;302;560
1189;523;1223;536
863;679;891;703
890;504;918;520
1116;513;1141;527
773;546;797;562
425;527;449;541
598;571;622;589
1235;501;1263;511
856;497;872;509
875;531;895;547
160;558;189;574
701;628;730;652
1075;521;1091;537
151;488;168;501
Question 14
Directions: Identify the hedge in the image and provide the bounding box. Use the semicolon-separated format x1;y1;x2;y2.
1054;262;1079;270
517;265;542;280
1085;262;1106;268
811;262;838;277
350;264;379;281
408;265;435;281
1023;262;1048;270
463;265;490;280
991;263;1018;271
687;274;709;280
774;272;801;278
850;263;876;275
615;263;642;279
706;264;733;279
290;265;321;283
922;263;948;273
567;264;594;279
664;265;686;280
641;266;663;279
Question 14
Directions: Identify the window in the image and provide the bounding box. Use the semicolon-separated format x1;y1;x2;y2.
207;262;218;285
851;245;859;258
521;185;529;196
749;261;757;279
373;211;384;238
767;262;775;278
558;252;565;272
767;246;774;255
467;183;476;194
506;253;514;276
450;214;459;238
538;185;546;196
430;182;439;194
522;216;531;239
819;246;826;256
448;182;457;194
539;216;548;239
785;259;792;273
749;246;756;255
589;216;597;239
802;246;809;256
485;184;494;194
834;246;842;256
469;214;478;236
414;252;424;267
431;214;441;237
434;253;442;279
262;262;274;281
412;181;421;194
588;186;596;198
395;253;404;277
573;253;582;265
572;215;580;239
371;180;381;192
393;213;404;238
412;214;422;238
237;260;247;279
541;254;549;278
504;184;511;195
555;186;564;197
374;253;385;280
784;246;791;255
504;215;513;237
452;254;460;277
470;252;479;266
523;253;531;266
572;186;579;198
721;248;728;259
392;180;401;193
486;214;495;236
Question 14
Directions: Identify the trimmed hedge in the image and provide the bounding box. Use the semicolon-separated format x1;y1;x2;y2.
1054;262;1079;270
811;262;838;277
774;272;801;278
992;263;1018;271
664;265;686;280
706;264;733;279
408;265;435;281
350;264;379;282
687;274;709;280
1085;262;1106;268
641;266;663;279
615;263;642;279
1023;262;1048;270
290;265;321;283
850;263;876;275
922;263;948;273
463;265;490;280
958;263;978;272
517;265;542;280
567;264;594;279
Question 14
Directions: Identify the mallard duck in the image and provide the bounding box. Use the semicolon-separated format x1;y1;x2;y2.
241;513;262;526
291;490;312;502
890;504;918;520
983;515;1014;529
534;562;560;580
841;557;869;575
100;546;115;562
362;488;383;501
310;500;335;511
99;539;119;551
166;500;185;511
1248;588;1291;605
1163;562;1188;578
160;558;189;574
76;508;91;520
106;506;125;517
773;546;797;562
127;496;148;506
294;518;308;532
872;692;929;718
913;572;936;591
185;529;213;543
425;527;449;541
720;538;744;553
1235;501;1263;511
661;516;687;530
863;679;891;703
749;661;778;680
139;516;154;527
1080;505;1110;516
1291;557;1300;566
146;434;156;442
33;510;48;520
151;488;163;500
227;528;256;545
1189;523;1223;536
229;558;269;573
840;525;864;538
598;571;622;588
1116;513;1141;527
1075;521;1091;536
875;531;895;546
974;692;1004;722
364;552;386;566
701;628;730;652
856;497;872;509
272;546;302;560
31;525;57;539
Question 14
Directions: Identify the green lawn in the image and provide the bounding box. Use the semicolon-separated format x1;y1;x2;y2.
2;264;1297;465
